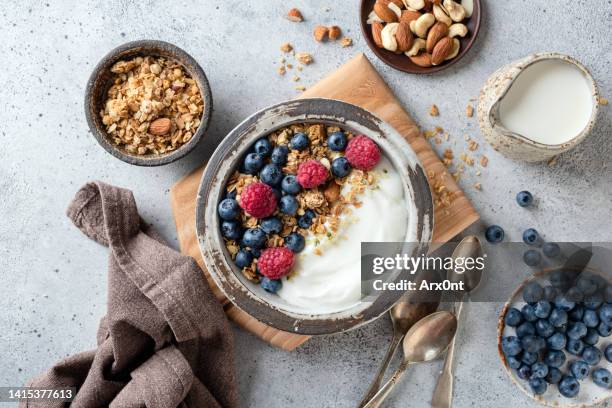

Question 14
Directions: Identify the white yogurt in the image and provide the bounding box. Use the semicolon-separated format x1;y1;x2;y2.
498;59;593;145
277;156;408;314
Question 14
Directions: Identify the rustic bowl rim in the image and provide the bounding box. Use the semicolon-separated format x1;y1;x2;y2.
195;98;434;335
359;0;482;74
84;39;213;166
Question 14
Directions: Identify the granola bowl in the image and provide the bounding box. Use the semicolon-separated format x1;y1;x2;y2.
85;40;212;166
196;98;433;335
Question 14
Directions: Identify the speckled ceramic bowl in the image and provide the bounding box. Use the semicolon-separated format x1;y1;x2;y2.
85;40;213;166
196;98;433;335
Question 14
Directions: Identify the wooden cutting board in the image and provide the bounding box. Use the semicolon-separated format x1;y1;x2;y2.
169;53;479;351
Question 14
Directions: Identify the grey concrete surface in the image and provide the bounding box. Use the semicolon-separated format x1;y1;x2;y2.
0;0;611;407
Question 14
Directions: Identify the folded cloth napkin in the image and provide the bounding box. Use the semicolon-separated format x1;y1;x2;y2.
22;181;238;408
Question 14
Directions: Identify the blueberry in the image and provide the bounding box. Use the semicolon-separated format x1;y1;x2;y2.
528;378;547;395
271;145;289;165
327;131;348;151
592;368;612;389
606;344;612;363
331;156;351;178
535;301;552;318
517;322;536;338
521;335;546;353
523;282;544;303
507;355;522;369
583;328;599;346
243;152;264;174
577;276;598;296
547;332;567;350
505;308;523;327
260;277;282;294
598;321;612;337
235;249;254;269
522;304;538;322
524;250;542;267
517;364;532;380
549;308;568;327
543;285;558;302
297;209;316;229
271;187;282;200
542;242;561;258
502;336;523;357
260;217;283;234
523;228;540;246
485;225;505;243
522;351;538;365
281;175;301;194
516;191;534;207
566;287;584;302
566;339;585;356
584;293;603;310
569;360;590;380
221;220;242;240
218;198;240;220
544;350;566;368
531;362;549;379
582;346;601;365
536;319;555;338
583;309;599;328
253;137;272;157
241;228;267;248
567;321;587;340
606;284;612;303
569;305;585;321
550;270;572;292
285;232;305;253
289;132;310;151
559;376;580;398
250;247;261;258
555;295;576;312
279;195;299;215
545;367;562;384
599;304;612;326
260;164;283;186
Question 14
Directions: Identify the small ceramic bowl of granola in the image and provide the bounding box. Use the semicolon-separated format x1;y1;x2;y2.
85;40;213;166
196;98;433;335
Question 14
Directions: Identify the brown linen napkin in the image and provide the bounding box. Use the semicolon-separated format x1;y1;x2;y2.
22;181;238;408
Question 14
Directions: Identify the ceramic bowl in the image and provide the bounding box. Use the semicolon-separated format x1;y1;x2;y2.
84;40;213;166
359;0;481;74
196;98;433;335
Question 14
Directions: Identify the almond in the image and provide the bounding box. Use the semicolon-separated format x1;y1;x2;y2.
400;10;422;24
409;53;433;67
286;8;304;22
426;22;449;53
328;25;342;40
431;36;453;65
388;0;404;6
149;118;171;136
323;182;341;203
395;21;414;53
314;25;329;42
372;21;384;48
374;1;398;23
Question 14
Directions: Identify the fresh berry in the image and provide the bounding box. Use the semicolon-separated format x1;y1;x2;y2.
535;301;552;318
566;339;585;356
521;335;546;353
260;217;283;234
592;368;612;389
521;304;538;322
583;309;599;328
271;187;282;200
516;191;534;207
281;175;301;194
546;367;562;384
505;308;523;326
260;276;283;293
221;220;242;240
542;242;561;258
523;250;541;267
567;321;587;340
599;303;612;326
522;351;538;365
582;346;601;365
517;365;532;380
543;285;558;302
258;247;295;280
536;319;555;338
566;287;584;302
599;321;611;336
546;332;567;350
531;362;549;379
271;145;289;165
528;378;547;395
555;294;576;312
523;282;544;303
297;160;328;188
584;293;603;310
485;225;504;243
285;232;305;253
298;209;316;229
549;308;568;327
243;153;264;174
260;164;283;186
241;228;267;249
516;322;536;338
235;249;254;269
507;356;521;369
558;375;580;398
577;276;598;296
606;344;612;363
583;328;599;346
289;132;310;151
239;182;277;218
569;360;590;380
544;350;566;368
225;189;237;200
570;304;585;321
331;156;351;178
606;285;612;303
253;137;272;157
345;135;381;171
279;195;299;215
327;131;348;151
523;228;540;246
550;270;573;292
218;198;240;220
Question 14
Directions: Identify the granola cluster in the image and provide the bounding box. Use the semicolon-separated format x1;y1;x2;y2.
100;56;204;155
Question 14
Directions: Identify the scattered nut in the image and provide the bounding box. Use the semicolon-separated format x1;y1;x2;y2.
286;8;304;22
405;38;426;56
277;65;286;75
466;104;474;117
599;97;609;106
328;25;342;40
448;23;468;37
381;22;400;52
296;52;314;65
314;25;329;42
426;22;449;53
280;43;293;53
341;37;353;47
429;104;439;116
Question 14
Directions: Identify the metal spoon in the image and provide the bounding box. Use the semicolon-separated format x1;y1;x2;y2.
362;311;458;408
358;269;441;407
431;235;484;408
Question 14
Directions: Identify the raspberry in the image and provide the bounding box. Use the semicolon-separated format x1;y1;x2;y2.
258;247;295;279
345;135;381;171
297;160;328;188
239;182;277;218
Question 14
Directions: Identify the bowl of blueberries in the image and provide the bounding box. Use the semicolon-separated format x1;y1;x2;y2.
498;268;611;406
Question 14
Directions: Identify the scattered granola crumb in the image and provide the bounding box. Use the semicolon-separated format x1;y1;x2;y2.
295;85;306;92
475;170;481;176
341;37;353;47
429;104;439;117
599;97;609;106
434;137;442;145
480;155;488;167
277;65;286;76
286;63;293;69
286;8;304;22
466;104;474;118
292;75;300;82
280;42;293;53
296;52;314;65
467;139;479;151
473;182;482;190
297;65;303;72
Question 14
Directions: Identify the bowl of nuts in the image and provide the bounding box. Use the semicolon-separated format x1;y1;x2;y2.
360;0;481;74
85;40;212;166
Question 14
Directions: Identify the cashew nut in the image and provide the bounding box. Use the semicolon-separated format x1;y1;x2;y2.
402;0;425;10
412;13;435;38
367;10;383;24
461;0;474;17
445;38;461;60
405;38;426;56
448;23;468;38
443;0;467;22
381;22;400;52
388;2;403;18
432;4;452;26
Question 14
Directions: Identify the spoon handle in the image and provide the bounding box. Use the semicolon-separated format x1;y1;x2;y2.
431;300;464;408
362;360;410;408
358;330;404;407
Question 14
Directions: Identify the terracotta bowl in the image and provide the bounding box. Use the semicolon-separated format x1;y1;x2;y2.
359;0;481;74
196;98;433;335
84;40;213;166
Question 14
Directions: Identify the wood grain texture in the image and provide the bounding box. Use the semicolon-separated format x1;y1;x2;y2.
169;53;478;351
